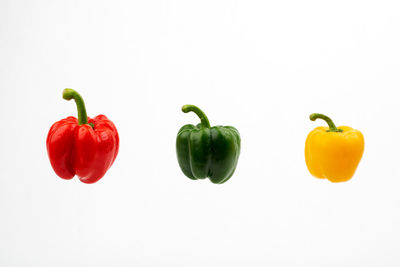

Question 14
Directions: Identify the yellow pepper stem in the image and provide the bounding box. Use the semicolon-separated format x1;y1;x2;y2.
309;113;343;132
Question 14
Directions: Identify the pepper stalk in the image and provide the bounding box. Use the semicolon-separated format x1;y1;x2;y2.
309;113;342;132
63;88;93;127
182;105;210;128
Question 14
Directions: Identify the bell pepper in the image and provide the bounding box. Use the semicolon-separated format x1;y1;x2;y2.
176;105;241;184
46;89;119;184
305;113;364;183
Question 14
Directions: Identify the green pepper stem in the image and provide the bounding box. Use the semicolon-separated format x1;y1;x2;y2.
62;88;89;125
309;113;342;132
182;105;210;128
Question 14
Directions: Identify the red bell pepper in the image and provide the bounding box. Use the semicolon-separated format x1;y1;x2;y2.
46;89;119;184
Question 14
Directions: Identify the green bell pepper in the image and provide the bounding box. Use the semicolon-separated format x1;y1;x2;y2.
176;105;241;184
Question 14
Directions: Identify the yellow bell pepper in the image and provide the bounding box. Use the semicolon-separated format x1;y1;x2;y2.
305;113;364;183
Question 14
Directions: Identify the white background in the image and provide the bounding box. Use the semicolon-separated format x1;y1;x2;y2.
1;0;400;266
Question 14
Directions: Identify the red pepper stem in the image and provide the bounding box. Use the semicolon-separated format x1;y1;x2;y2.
309;113;343;132
182;105;210;128
62;88;89;125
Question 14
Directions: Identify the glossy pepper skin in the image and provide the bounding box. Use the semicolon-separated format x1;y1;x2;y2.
305;113;364;183
176;105;241;184
46;89;119;184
